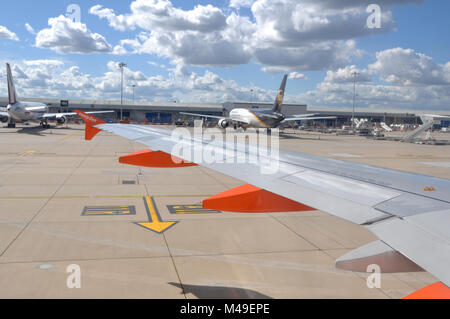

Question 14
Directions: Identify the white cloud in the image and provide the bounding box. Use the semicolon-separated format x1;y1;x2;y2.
91;1;227;33
324;65;372;83
147;61;167;69
35;15;112;54
1;51;449;111
258;40;360;73
25;23;36;35
0;25;19;41
92;0;420;72
288;72;307;80
229;0;255;9
369;47;450;86
295;47;450;110
0;60;273;103
89;5;133;32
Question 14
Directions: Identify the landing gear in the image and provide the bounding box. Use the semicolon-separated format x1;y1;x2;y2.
40;120;50;129
7;119;15;128
267;128;272;135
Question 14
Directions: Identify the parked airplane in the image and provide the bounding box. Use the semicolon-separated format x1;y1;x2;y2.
75;110;450;298
181;74;335;132
0;63;112;128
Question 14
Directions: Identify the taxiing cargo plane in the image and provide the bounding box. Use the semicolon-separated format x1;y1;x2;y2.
0;63;113;128
75;109;450;299
181;74;335;132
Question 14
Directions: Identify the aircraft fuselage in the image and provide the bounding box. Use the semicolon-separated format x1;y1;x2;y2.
229;108;285;128
7;102;48;122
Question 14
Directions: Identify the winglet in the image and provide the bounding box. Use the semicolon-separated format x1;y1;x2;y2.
74;110;106;141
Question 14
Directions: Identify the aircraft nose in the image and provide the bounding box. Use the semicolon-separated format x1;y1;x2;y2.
6;105;11;111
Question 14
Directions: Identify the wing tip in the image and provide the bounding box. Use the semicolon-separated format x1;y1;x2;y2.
74;109;105;141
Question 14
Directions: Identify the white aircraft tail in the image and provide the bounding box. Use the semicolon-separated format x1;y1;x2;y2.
6;63;18;104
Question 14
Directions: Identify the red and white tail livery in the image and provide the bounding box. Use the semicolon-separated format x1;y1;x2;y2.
6;63;17;105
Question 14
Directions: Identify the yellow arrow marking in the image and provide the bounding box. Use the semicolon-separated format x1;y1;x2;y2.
136;196;177;234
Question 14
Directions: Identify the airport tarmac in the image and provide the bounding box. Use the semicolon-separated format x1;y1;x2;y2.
0;124;447;299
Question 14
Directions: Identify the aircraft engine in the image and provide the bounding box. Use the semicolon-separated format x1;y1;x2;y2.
218;119;230;129
0;116;9;123
56;116;66;125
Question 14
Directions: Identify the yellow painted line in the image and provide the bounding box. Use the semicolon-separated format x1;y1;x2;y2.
60;132;79;142
167;204;221;215
82;205;136;216
84;211;131;215
19;150;37;157
85;206;130;210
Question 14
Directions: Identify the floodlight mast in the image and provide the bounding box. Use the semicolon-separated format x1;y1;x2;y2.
351;71;359;131
119;62;127;120
130;84;136;104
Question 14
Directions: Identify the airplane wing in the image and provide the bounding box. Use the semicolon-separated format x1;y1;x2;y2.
75;110;450;294
291;113;317;117
180;112;226;120
282;116;337;122
42;110;115;120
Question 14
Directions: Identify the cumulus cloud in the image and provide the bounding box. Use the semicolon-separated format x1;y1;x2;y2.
2;50;449;111
324;65;372;83
295;47;450;110
257;40;360;73
90;1;227;33
35;15;112;54
369;47;450;86
0;60;274;103
0;25;19;41
90;0;420;72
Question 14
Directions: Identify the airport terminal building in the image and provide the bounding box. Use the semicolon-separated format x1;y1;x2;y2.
1;97;448;127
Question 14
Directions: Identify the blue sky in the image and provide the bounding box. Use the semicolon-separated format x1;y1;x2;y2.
0;0;449;110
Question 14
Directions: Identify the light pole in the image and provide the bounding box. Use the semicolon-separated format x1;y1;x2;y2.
118;62;127;120
351;71;359;131
130;84;136;104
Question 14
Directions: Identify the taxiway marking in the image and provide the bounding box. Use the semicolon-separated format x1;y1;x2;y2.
167;204;221;214
60;132;79;142
135;196;178;234
82;205;136;216
18;150;36;157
